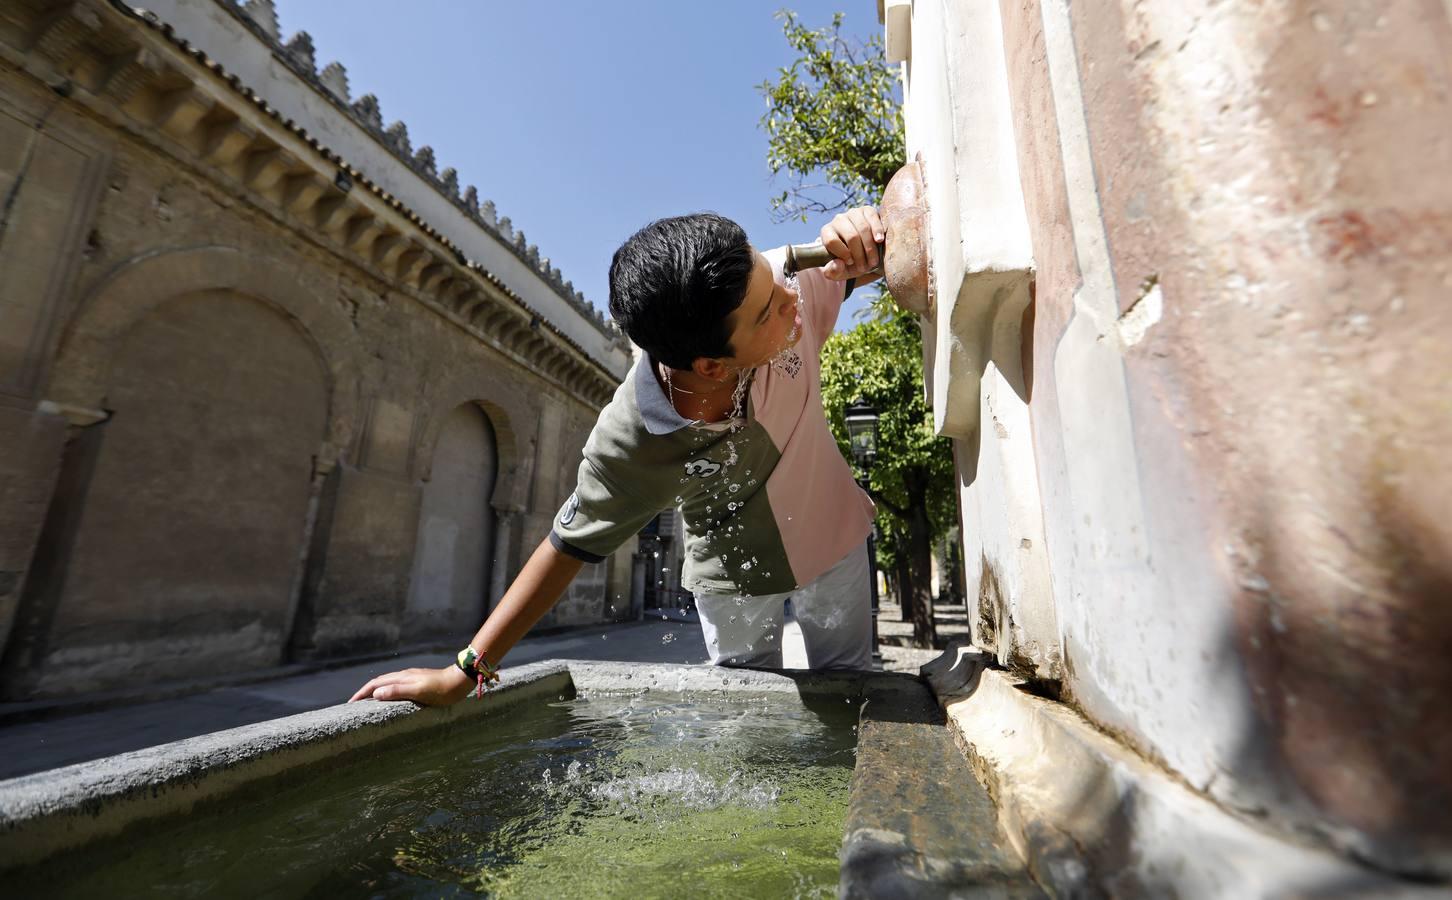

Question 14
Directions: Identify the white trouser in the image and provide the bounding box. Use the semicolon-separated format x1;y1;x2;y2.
694;542;872;671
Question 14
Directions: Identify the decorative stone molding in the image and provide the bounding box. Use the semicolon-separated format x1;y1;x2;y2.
240;0;277;41
384;120;409;155
281;29;313;74
0;0;622;407
414;381;532;510
205;0;620;343
899;0;1035;478
318;60;347;101
350;92;381;129
34;401;110;427
46;245;367;467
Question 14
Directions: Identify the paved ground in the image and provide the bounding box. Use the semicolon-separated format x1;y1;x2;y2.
0;618;705;781
0;602;966;782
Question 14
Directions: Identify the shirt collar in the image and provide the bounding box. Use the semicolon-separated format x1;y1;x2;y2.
635;354;693;435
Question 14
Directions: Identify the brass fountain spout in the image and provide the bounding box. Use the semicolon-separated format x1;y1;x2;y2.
781;158;934;318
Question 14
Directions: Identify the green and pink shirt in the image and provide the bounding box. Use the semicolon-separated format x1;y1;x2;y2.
550;248;875;596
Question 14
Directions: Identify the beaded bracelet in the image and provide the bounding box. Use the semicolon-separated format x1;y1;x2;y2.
455;646;501;698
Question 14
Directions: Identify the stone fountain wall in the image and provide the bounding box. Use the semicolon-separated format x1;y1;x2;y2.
0;0;636;701
891;0;1452;883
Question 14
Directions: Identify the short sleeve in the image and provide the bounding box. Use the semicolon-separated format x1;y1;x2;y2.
549;395;672;564
550;453;663;563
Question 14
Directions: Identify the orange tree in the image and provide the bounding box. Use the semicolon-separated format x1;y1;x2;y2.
819;311;952;647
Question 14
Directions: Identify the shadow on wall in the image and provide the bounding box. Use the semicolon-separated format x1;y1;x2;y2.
1006;625;1444;894
1229;2;1452;879
1233;492;1452;879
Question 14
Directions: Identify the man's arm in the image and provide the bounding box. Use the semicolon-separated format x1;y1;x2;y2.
348;536;585;705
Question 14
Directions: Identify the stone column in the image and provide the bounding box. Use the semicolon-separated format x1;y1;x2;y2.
486;505;521;612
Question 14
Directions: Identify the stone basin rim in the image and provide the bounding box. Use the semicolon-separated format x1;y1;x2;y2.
0;659;920;870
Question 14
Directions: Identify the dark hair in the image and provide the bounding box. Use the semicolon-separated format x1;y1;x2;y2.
607;212;755;370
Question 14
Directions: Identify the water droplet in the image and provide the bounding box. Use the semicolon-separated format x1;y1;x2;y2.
729;484;740;494
674;495;684;504
740;560;753;570
661;632;676;644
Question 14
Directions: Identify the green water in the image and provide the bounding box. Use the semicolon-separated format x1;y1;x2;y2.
17;692;861;899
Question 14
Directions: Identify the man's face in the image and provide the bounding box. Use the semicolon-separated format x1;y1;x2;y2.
720;250;801;370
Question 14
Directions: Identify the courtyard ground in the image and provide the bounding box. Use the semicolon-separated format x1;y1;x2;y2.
0;600;971;781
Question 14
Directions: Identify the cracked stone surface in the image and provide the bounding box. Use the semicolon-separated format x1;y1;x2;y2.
841;676;1044;899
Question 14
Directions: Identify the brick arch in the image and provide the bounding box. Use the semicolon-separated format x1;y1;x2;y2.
47;245;366;465
414;370;533;513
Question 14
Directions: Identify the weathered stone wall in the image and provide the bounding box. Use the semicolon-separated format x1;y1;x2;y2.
897;0;1452;880
0;0;628;700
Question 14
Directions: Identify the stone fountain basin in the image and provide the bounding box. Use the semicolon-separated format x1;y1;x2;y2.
0;660;1039;897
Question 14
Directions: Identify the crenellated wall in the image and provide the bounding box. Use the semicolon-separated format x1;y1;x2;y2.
892;0;1452;885
0;0;629;700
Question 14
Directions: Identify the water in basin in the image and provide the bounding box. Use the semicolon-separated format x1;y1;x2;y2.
13;690;861;898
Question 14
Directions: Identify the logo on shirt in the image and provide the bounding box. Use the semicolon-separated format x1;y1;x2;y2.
770;348;803;378
684;458;721;479
558;492;579;526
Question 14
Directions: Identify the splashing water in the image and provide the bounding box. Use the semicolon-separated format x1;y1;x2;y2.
592;767;781;814
22;693;860;900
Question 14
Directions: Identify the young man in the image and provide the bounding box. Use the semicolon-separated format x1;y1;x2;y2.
351;206;886;706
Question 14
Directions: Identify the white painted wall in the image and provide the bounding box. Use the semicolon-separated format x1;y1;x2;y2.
900;0;1058;679
895;0;1270;817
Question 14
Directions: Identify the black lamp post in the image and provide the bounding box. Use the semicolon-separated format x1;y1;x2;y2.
844;397;883;668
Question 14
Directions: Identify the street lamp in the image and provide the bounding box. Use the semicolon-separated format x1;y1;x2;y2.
843;397;883;668
844;398;880;470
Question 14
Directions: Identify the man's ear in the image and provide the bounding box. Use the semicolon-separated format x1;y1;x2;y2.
692;356;731;382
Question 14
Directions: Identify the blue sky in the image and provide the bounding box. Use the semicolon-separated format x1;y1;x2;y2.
278;1;889;329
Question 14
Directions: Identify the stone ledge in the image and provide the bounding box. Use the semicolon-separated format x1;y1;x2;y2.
564;659;884;699
929;656;1446;897
0;661;571;868
842;674;1043;899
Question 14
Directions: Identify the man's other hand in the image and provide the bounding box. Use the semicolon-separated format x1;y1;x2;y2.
348;665;474;706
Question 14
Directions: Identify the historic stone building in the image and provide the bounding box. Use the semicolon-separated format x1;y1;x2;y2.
0;0;635;702
889;0;1451;891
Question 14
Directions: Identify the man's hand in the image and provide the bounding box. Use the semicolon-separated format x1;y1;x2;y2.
348;664;474;706
819;206;886;281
